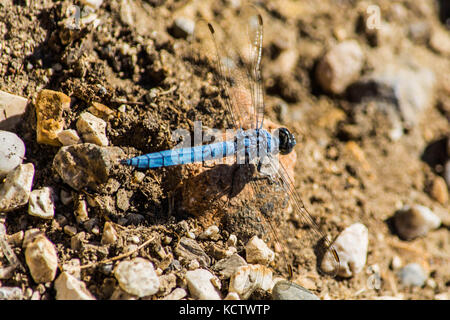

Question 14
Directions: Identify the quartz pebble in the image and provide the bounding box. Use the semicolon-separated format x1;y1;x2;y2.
28;187;55;219
0;90;28;130
228;264;273;300
57;129;81;146
398;263;427;287
321;223;369;278
0;287;23;300
0;163;35;212
101;221;118;245
114;258;160;298
315;40;364;94
272;281;319;300
53;143;124;191
35;89;70;146
185;269;222;300
394;205;441;240
198;225;220;240
55;272;96;300
163;288;187;300
0;130;26;177
24;234;58;283
245;236;275;265
76;112;109;146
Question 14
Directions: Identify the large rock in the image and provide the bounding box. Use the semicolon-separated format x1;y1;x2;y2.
52;143;124;191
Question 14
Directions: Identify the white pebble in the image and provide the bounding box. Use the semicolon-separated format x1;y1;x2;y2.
57;129;81;146
188;259;200;270
198;225;220;240
114;258;160;298
316;40;364;94
186;231;196;239
394;205;441;240
0;163;35;212
162;288;187;300
228;264;273;299
245;236;275;265
28;187;55;219
24;234;58;283
321;223;369;278
185;269;222;300
227;234;237;246
55;272;96;300
224;292;240;300
0;130;25;177
76;112;109;146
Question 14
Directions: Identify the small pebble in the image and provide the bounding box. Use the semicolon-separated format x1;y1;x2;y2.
0;130;26;177
0;90;28;130
24;234;58;283
188;259;200;270
28;187;55;219
74;198;89;223
227;234;237;247
212;253;247;279
64;225;77;236
0;287;23;300
186;231;196;239
171;17;195;38
60;190;73;205
0;163;35;212
429;176;448;204
57;129;81;146
162;288;187;300
133;171;145;183
315;40;364;94
321;223;369;278
391;255;402;270
61;258;81;279
224;292;240;300
394;205;441;240
272;281;319;300
87;102;114;121
245;236;275;265
185;269;221;300
101;222;118;245
228;264;273;300
128;235;140;244
55;272;96;300
114;258;160;298
35;89;70;146
198;225;220;240
398;263;427;287
174;237;211;267
76;112;109;146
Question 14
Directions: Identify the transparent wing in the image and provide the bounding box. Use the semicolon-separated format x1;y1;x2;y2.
190;5;265;130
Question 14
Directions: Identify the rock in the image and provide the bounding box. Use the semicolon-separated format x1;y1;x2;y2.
224;292;240;300
64;225;77;236
24;234;58;283
74;198;89;223
272;281;319;300
316;40;364;94
171;17;195;39
212;253;247;278
101;221;118;245
116;188;130;211
114;258;160;298
185;269;221;300
398;263;427;287
227;234;237;247
162;288;187;300
76;112;109;146
347;63;435;127
81;0;103;10
157;273;177;296
55;272;96;300
61;258;81;279
87;102;115;121
53;143;124;191
0;163;35;212
321;223;368;278
430;28;450;55
394;205;441;240
35;89;70;146
0;287;23;300
28;187;55;219
245;236;275;265
0;91;28;130
57;129;81;146
174;237;211;267
0;130;26;177
198;225;220;240
229;264;273;300
429;176;448;204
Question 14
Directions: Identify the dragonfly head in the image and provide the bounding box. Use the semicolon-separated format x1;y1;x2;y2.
276;127;296;155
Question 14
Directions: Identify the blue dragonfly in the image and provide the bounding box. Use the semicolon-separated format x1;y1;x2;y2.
121;6;339;280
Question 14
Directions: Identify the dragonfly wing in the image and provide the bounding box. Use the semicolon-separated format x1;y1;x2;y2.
190;6;265;130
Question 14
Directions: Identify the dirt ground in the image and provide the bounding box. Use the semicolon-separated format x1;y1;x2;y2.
0;0;449;300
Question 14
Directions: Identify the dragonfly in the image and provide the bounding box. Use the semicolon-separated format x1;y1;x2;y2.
121;6;339;282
